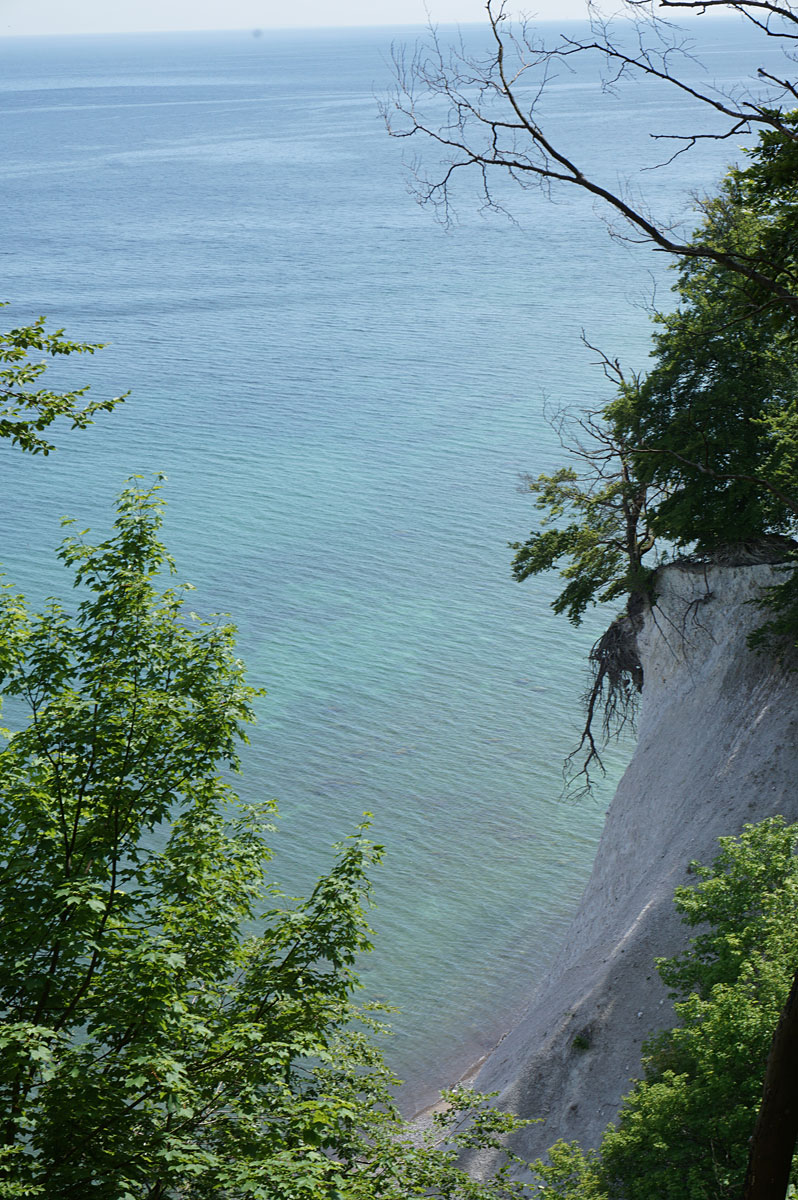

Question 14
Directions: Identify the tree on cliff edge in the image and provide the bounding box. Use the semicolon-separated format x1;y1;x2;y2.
511;121;798;616
506;122;798;794
385;4;798;1185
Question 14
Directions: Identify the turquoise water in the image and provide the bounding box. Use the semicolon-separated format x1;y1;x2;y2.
0;20;774;1110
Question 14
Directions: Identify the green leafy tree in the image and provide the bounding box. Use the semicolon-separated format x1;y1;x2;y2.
512;128;798;647
0;308;125;454
533;818;798;1200
612;145;798;552
508;359;661;787
707;113;798;331
509;417;653;786
0;479;535;1199
510;414;656;629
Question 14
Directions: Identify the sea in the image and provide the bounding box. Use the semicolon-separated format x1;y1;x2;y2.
0;15;779;1112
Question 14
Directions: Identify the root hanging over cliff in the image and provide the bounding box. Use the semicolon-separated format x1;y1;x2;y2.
567;612;644;795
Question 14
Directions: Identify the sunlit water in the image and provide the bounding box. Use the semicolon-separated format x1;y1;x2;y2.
0;17;774;1111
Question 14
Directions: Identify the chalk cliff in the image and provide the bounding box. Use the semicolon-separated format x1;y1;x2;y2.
470;560;798;1163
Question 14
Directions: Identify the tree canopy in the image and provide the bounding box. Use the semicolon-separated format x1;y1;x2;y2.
0;479;537;1200
534;818;798;1200
614;132;798;552
511;125;798;636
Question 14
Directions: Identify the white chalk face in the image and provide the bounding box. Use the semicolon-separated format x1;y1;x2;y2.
0;0;590;36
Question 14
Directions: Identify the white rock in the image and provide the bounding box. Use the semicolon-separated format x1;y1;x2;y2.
466;562;798;1171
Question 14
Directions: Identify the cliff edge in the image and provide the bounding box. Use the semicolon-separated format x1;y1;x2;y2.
470;560;798;1163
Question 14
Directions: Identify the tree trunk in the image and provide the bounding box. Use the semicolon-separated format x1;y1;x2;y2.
743;967;798;1200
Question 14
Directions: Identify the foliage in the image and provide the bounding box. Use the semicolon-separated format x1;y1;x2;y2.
611;143;798;552
0;307;125;454
510;464;654;628
508;408;655;787
533;818;798;1200
531;1140;604;1200
512;126;798;631
716;113;798;329
0;479;536;1199
748;552;798;648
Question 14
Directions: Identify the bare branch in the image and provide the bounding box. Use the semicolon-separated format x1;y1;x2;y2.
637;0;798;29
383;0;798;313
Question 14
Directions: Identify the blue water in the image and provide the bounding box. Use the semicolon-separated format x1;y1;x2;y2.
0;19;777;1111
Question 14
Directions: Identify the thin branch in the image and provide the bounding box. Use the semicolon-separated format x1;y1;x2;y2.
384;0;798;314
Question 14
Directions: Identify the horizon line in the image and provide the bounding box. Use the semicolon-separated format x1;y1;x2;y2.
0;9;727;40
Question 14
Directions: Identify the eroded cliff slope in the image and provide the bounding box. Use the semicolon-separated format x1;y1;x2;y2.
471;560;798;1162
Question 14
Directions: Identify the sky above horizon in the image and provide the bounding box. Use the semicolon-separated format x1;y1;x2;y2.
1;0;598;37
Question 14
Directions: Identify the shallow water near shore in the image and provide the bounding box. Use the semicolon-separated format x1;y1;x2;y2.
0;17;776;1111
